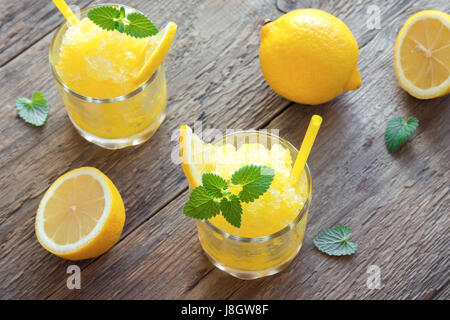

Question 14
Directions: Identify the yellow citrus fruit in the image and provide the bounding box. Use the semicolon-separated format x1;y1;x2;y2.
134;22;177;85
259;9;361;105
179;125;217;187
394;10;450;99
35;167;125;260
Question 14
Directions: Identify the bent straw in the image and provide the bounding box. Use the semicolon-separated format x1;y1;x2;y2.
52;0;79;26
292;115;322;182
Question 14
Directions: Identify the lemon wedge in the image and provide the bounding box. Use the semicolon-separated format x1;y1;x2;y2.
179;125;218;188
35;167;125;260
135;21;177;85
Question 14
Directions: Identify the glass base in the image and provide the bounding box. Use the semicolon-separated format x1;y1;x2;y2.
69;111;166;150
199;240;302;280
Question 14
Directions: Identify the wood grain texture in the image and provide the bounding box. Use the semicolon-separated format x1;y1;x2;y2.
0;0;448;299
0;0;94;67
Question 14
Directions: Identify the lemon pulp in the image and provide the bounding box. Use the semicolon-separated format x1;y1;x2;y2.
394;11;450;99
35;167;126;260
43;174;105;245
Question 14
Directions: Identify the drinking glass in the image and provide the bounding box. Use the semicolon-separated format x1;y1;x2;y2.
49;4;167;149
196;131;313;279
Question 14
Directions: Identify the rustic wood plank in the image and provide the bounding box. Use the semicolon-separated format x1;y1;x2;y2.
1;0;448;299
45;0;449;299
0;0;94;67
432;282;449;300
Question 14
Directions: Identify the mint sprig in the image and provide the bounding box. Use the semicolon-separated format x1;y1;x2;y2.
232;165;275;203
202;173;228;198
183;165;275;228
385;116;418;153
16;91;49;127
219;195;243;228
313;225;357;256
183;186;220;220
87;6;158;38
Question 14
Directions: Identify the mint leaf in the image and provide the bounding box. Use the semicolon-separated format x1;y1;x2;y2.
87;6;158;38
385;116;418;153
313;225;357;256
87;6;120;31
183;165;275;228
202;173;228;198
125;12;159;38
231;165;275;203
183;186;220;220
16;91;49;126
119;6;126;18
219;195;242;228
116;7;126;32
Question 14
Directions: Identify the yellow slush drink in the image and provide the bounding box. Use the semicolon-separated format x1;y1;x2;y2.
180;128;311;279
50;5;168;148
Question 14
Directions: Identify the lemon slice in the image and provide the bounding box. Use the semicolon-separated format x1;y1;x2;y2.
135;21;177;85
35;167;125;260
179;125;218;187
394;10;450;99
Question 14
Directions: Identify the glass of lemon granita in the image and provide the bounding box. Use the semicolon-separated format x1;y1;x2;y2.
195;131;312;279
49;4;167;149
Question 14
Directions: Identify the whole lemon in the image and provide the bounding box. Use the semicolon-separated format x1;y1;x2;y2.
259;9;361;105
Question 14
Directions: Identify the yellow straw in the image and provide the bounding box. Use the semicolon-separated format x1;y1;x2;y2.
292;115;323;182
52;0;79;26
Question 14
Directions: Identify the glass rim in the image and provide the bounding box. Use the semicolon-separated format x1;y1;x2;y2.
48;3;160;103
200;130;313;243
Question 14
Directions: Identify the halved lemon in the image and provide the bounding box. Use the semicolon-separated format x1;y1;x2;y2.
135;21;177;85
35;167;125;260
394;10;450;99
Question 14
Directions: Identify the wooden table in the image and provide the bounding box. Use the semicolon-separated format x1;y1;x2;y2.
0;0;448;300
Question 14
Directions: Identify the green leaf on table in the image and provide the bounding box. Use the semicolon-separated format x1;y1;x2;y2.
385;116;418;153
87;6;158;38
313;225;357;256
202;173;228;198
16;91;49;127
219;195;242;228
183;186;220;220
231;165;275;203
